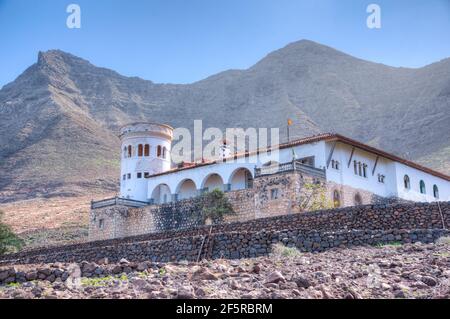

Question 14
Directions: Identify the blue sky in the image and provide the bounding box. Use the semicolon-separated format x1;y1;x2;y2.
0;0;449;88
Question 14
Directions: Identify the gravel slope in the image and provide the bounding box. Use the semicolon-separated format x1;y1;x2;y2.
1;242;449;299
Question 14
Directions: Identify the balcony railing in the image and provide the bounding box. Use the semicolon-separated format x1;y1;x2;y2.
91;197;151;209
254;160;326;178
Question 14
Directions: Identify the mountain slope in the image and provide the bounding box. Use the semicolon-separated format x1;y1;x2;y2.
0;40;449;202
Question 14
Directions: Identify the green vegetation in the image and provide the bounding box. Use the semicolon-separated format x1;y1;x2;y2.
81;273;128;287
436;236;450;245
298;182;334;211
200;189;236;224
81;276;115;287
376;241;402;248
271;243;302;258
0;211;24;255
158;268;166;276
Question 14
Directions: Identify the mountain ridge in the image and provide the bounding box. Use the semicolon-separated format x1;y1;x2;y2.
0;39;449;202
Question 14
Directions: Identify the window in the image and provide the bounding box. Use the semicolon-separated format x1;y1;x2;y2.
127;145;132;158
354;193;363;206
144;172;150;178
354;161;368;178
122;174;126;181
127;173;131;179
331;160;339;170
333;190;341;208
299;156;315;167
144;144;150;157
123;147;127;158
270;188;279;200
157;145;162;157
98;219;104;230
433;185;439;199
419;180;426;194
378;174;385;183
162;147;167;159
138;144;143;157
404;175;410;189
137;172;142;179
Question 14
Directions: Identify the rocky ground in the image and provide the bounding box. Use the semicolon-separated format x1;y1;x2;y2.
1;242;449;299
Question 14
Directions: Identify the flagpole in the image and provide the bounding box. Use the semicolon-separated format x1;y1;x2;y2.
287;123;290;143
287;119;295;159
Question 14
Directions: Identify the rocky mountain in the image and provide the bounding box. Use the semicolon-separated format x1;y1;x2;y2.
0;40;449;202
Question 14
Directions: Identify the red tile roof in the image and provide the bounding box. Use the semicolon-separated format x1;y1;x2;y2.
146;133;450;182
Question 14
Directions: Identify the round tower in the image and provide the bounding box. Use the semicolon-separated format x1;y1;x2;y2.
119;122;173;201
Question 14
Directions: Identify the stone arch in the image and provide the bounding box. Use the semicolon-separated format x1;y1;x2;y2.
201;173;224;192
150;183;172;204
176;179;198;200
228;167;254;191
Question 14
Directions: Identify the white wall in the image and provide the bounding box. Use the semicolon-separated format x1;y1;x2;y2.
120;134;171;201
394;162;450;202
142;138;450;204
147;161;257;201
324;141;450;202
325;142;397;198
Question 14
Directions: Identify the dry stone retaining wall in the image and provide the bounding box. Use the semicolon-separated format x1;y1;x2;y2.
1;201;449;266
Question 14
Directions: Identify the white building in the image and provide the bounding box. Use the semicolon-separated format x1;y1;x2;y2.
118;122;450;206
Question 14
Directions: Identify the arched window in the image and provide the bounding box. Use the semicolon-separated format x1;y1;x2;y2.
419;180;426;194
144;144;150;157
157;145;162;157
354;193;362;206
333;190;341;208
433;185;439;199
123;146;127;158
138;144;143;157
404;175;410;189
127;145;132;158
162;147;167;159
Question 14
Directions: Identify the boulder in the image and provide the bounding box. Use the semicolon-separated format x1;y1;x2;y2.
295;275;313;288
265;271;285;284
421;276;438;287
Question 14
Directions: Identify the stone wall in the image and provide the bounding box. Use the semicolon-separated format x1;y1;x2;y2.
89;206;155;241
2;201;449;266
90;171;328;241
